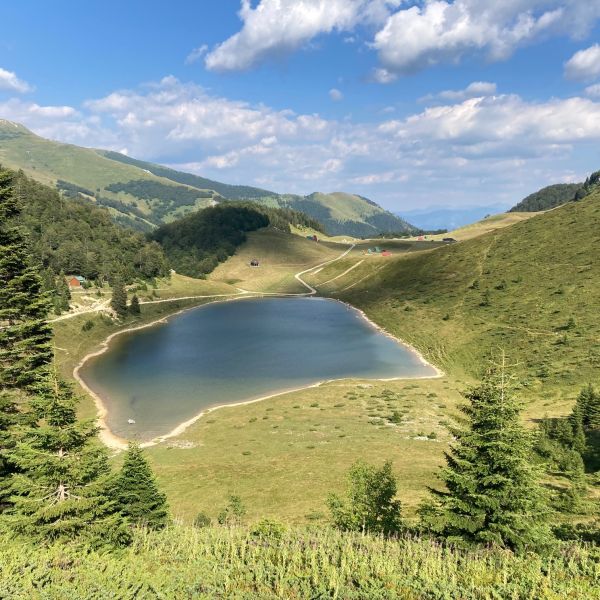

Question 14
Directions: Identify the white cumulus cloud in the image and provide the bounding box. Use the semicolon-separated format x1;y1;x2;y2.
373;0;600;78
565;44;600;81
421;81;497;103
204;0;396;71
0;68;33;94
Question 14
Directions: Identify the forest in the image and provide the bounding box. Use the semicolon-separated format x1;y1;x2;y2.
152;202;323;277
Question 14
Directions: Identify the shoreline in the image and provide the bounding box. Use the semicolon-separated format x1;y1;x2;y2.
73;294;444;451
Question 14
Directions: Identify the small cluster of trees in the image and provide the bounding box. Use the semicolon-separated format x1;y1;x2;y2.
0;168;167;547
110;278;141;319
328;355;597;552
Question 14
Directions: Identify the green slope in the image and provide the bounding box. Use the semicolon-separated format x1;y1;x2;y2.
0;120;414;236
337;189;600;413
509;183;583;212
99;150;415;237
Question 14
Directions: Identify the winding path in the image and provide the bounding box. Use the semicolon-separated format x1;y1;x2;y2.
49;243;356;323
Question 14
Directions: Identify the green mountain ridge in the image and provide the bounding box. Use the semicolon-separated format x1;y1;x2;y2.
0;120;415;237
509;172;599;212
339;188;600;401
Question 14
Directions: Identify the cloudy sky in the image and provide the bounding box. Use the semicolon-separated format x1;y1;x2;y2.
1;0;600;210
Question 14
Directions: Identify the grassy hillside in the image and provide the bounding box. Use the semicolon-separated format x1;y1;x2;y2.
209;229;342;293
0;120;215;230
510;183;583;212
334;190;600;416
2;526;597;599
426;211;539;241
0;120;415;236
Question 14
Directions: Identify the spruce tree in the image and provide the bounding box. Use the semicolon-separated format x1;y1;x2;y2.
56;270;71;313
4;372;129;546
111;442;168;529
576;384;600;430
0;168;53;391
427;355;550;551
110;277;128;318
129;294;141;315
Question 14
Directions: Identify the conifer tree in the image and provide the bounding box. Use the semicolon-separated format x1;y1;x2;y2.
111;442;168;529
129;294;141;315
4;372;129;546
110;277;128;318
55;270;71;313
426;355;550;551
576;384;600;430
568;404;587;455
0;168;53;391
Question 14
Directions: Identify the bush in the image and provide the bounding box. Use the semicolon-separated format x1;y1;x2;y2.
193;512;212;528
81;319;95;331
250;519;286;540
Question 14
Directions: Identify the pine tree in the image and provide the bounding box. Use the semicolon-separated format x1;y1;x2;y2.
110;277;128;318
0;168;53;391
3;372;129;546
427;355;550;551
576;384;600;430
568;403;587;455
111;442;168;529
56;270;71;313
129;294;141;315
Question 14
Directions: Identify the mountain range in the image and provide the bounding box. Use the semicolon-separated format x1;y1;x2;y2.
0;119;415;238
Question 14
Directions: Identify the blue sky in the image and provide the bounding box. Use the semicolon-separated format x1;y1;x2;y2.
1;1;600;210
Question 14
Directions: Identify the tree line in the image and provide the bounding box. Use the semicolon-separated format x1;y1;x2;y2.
152;202;323;278
0;168;167;546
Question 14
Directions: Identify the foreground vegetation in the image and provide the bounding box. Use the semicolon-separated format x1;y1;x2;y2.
2;525;599;599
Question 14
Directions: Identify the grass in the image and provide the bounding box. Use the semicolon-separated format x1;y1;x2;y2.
52;194;600;524
1;526;598;599
336;191;600;418
208;229;343;293
424;211;540;241
146;377;462;523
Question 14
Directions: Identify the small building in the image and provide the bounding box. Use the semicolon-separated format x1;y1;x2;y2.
250;259;260;267
67;275;86;288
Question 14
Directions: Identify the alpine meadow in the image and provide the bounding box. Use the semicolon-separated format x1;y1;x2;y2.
1;2;600;598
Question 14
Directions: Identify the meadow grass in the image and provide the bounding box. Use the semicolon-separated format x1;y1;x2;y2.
1;526;598;599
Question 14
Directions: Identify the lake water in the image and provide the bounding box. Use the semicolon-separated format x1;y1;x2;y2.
80;297;437;440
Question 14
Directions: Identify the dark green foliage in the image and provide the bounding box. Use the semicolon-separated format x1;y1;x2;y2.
152;204;269;278
110;442;168;529
110;279;128;318
153;202;325;278
509;183;583;212
102;151;276;200
217;494;246;526
327;460;403;535
15;171;167;282
193;512;211;528
129;294;141;315
106;180;212;221
576;384;600;430
426;360;550;551
574;170;600;200
3;374;129;546
0;169;53;392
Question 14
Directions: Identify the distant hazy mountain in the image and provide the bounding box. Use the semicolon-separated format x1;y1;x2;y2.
0;119;416;237
397;204;509;232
